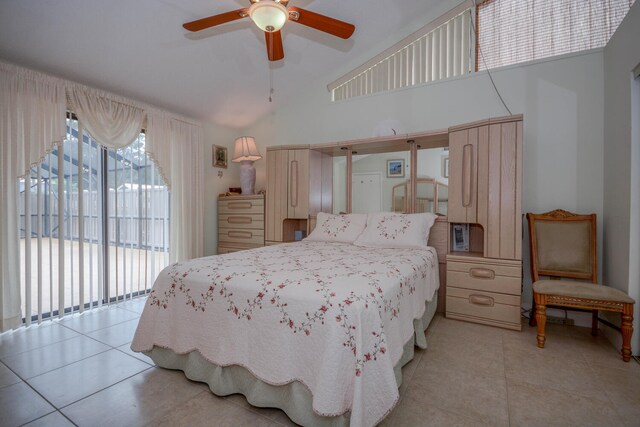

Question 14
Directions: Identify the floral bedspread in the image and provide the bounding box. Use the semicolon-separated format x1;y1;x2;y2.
131;241;439;427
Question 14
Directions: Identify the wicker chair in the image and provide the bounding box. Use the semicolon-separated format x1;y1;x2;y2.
527;209;635;362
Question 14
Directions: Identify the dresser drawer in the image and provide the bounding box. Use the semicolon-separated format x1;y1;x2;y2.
446;286;521;330
447;260;521;295
218;245;255;254
218;228;265;246
219;214;264;230
219;199;264;215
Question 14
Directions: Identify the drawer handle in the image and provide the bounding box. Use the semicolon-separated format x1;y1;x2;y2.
227;202;252;210
469;294;494;307
228;231;253;239
227;216;252;224
469;268;495;279
290;160;298;208
462;143;473;207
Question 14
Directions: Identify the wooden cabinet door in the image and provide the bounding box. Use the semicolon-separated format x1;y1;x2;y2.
287;149;309;219
266;149;289;242
448;127;479;223
476;120;522;260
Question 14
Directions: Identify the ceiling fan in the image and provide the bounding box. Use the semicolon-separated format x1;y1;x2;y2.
182;0;355;61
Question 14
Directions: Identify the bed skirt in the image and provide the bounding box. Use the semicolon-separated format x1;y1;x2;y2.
144;291;438;427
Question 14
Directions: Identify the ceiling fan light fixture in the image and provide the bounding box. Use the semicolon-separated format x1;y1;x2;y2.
249;1;288;32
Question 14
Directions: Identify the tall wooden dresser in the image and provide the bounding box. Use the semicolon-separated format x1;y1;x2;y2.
446;115;523;330
217;194;265;254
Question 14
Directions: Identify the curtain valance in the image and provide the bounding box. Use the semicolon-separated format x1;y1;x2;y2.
68;85;145;149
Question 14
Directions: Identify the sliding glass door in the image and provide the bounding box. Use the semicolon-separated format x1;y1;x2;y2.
18;115;169;323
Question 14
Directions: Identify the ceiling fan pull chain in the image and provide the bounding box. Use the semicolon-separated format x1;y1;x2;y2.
268;66;274;103
268;35;274;103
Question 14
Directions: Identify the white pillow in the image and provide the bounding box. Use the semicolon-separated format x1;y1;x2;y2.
305;212;367;243
354;212;437;249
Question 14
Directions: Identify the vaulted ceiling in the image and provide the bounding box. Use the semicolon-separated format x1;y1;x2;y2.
0;0;451;128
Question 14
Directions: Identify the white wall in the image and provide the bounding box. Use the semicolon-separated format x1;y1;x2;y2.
202;123;242;256
244;50;606;315
603;1;640;352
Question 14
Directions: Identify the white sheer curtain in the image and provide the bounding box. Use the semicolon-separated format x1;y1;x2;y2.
1;62;204;330
0;62;66;331
146;111;204;262
68;85;144;149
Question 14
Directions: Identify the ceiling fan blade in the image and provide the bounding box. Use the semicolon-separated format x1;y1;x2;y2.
183;9;249;32
265;30;284;61
287;7;355;39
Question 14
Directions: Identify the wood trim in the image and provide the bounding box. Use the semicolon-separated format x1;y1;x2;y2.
448;114;523;132
308;129;448;155
515;121;523;260
267;145;310;151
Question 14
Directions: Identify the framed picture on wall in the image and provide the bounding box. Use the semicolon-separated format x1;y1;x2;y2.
213;145;228;169
387;159;405;178
452;223;469;251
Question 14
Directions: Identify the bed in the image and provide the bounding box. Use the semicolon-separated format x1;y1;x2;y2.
131;212;442;427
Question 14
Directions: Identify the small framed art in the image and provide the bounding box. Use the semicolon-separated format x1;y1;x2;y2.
442;155;449;178
213;145;228;169
452;223;469;251
387;159;405;178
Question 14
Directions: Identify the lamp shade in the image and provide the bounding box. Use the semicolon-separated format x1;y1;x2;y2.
248;1;288;32
232;136;262;162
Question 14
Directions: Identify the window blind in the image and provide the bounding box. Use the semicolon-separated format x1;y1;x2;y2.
19;117;170;323
329;2;474;101
476;0;636;71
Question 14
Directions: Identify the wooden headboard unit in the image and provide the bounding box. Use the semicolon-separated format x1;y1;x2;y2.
428;217;448;312
428;217;448;264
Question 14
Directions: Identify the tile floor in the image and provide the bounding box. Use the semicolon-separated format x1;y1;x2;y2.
1;297;639;426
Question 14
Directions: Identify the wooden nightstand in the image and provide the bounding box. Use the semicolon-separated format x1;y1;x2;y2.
218;194;265;254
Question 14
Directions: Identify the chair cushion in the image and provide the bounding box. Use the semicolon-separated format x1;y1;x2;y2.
535;221;592;275
533;280;635;303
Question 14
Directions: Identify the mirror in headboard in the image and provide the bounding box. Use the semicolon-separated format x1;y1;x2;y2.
351;150;409;213
332;155;347;214
416;146;449;215
309;128;449;217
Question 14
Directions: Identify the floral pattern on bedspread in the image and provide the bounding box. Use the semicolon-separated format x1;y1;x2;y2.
132;241;439;427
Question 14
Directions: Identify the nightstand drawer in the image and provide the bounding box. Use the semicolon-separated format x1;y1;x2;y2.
219;214;264;230
447;260;521;295
446;286;521;330
219;199;264;214
218;228;264;245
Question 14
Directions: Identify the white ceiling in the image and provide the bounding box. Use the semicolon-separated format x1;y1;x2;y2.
0;0;449;128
